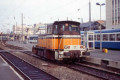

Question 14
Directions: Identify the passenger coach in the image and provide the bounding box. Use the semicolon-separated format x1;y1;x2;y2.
81;29;120;49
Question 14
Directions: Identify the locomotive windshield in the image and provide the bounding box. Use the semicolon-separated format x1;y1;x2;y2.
53;21;80;35
53;23;80;35
69;25;79;32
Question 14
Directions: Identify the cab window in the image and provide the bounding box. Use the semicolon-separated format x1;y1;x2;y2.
62;25;65;31
58;24;65;34
59;25;64;31
69;25;72;31
53;25;58;34
70;25;79;32
58;23;80;35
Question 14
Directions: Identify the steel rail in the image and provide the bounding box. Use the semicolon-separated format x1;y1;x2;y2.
67;63;120;80
0;49;58;80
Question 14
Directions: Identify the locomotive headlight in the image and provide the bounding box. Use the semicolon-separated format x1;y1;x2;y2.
80;45;85;49
64;45;70;49
64;45;67;49
80;45;83;48
83;46;85;48
67;46;70;49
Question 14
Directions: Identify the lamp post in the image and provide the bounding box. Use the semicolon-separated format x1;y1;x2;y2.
21;13;24;42
96;2;105;51
77;9;80;21
89;0;91;30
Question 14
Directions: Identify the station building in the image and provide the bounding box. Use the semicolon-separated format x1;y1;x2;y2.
80;20;106;31
13;25;34;41
12;23;46;41
106;0;120;29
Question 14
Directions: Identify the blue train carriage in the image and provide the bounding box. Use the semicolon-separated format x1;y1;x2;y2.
0;34;8;44
81;29;120;50
28;35;38;44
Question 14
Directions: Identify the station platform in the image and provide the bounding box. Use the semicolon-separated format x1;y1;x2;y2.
90;49;120;61
0;56;21;80
84;49;120;69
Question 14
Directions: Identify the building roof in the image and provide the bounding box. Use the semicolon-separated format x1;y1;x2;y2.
80;20;106;28
80;22;95;28
97;20;105;24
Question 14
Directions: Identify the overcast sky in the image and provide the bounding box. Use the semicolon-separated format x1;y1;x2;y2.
0;0;105;33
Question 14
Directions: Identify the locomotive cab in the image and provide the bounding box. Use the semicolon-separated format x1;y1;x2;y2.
53;21;80;35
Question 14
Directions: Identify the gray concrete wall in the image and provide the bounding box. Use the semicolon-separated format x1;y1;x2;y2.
106;0;120;29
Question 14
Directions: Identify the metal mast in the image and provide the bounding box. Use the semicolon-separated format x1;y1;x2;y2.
89;0;91;30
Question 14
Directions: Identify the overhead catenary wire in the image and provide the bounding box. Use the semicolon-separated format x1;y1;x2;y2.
0;0;26;23
0;0;26;33
32;0;80;21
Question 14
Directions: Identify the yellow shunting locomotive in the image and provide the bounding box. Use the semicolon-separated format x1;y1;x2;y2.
32;21;90;61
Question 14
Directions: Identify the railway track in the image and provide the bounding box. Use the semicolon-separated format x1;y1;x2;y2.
67;63;120;80
22;50;120;80
0;48;58;80
22;51;120;80
1;44;120;80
